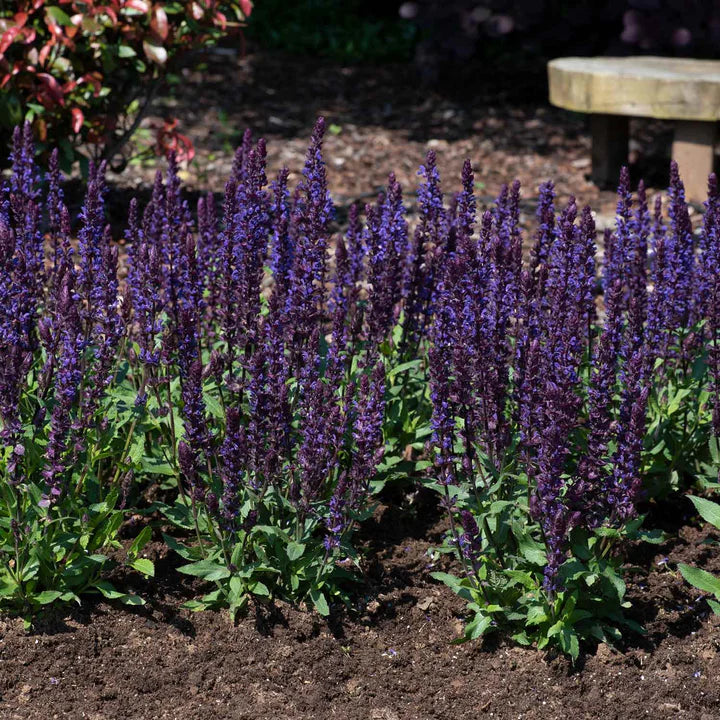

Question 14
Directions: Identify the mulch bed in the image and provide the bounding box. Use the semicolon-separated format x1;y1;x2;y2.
2;49;718;720
107;47;682;223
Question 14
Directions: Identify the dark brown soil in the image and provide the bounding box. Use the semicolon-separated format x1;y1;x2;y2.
1;494;719;720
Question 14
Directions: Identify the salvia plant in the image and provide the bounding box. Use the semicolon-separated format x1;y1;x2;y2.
122;120;394;617
426;163;720;658
0;125;153;615
1;119;719;658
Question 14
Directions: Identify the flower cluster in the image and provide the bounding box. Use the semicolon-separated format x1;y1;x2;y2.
426;158;720;653
1;119;719;652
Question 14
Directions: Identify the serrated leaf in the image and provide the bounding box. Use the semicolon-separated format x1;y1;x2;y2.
178;559;230;582
526;605;548;626
203;392;224;420
120;594;145;606
387;359;421;378
310;588;329;616
130;558;155;577
465;614;492;639
688;495;720;530
141;457;176;476
35;590;63;605
95;581;126;599
709;436;720;465
286;541;306;562
182;600;208;612
129;526;152;557
158;503;193;530
95;581;145;606
162;533;194;560
249;581;270;597
430;571;463;593
559;626;580;661
678;563;720;597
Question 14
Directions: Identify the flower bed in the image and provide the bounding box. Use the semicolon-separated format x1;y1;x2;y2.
0;119;719;667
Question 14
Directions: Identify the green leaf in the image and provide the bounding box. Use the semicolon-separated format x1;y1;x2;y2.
603;567;626;600
203;392;224;421
504;570;535;590
707;598;720;615
129;526;152;557
141;457;176;477
678;563;720;597
430;571;463;594
249;581;270;597
157;502;194;530
35;590;63;605
95;581;126;599
559;626;580;661
182;600;208;612
688;495;720;530
387;359;421;378
120;594;145;606
286;541;306;562
517;537;546;566
46;6;73;25
636;528;665;544
178;559;230;582
130;558;155;577
95;581;145;606
709;436;720;465
310;588;329;616
229;593;249;620
526;605;548;626
465;614;492;639
0;579;17;597
488;500;513;514
118;45;137;58
162;533;194;560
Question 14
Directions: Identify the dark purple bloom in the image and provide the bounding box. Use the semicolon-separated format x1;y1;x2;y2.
700;174;720;435
8;122;40;224
269;167;294;294
231;139;271;348
626;180;650;349
285;118;334;365
219;406;248;525
365;174;408;347
666;161;695;329
296;375;344;510
609;350;650;521
429;301;458;487
324;473;349;551
127;197;165;368
458;510;482;569
402;150;446;354
349;361;386;505
178;439;204;502
42;327;83;500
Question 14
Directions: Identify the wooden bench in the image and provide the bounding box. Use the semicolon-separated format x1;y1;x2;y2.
548;56;720;200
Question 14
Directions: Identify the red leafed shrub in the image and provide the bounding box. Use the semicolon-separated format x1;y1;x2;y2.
0;1;252;169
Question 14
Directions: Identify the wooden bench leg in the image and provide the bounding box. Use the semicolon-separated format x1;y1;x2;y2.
672;120;716;202
590;114;628;188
